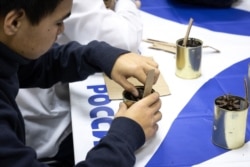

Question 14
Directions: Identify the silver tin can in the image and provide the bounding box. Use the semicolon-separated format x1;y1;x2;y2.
175;38;203;79
212;95;249;149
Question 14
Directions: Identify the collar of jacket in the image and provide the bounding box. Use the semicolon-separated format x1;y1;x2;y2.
0;42;30;77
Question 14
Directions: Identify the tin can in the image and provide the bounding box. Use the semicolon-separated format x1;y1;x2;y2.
212;95;249;149
122;86;154;108
175;38;203;79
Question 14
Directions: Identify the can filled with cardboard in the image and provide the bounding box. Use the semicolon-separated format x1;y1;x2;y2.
212;95;249;149
175;38;202;79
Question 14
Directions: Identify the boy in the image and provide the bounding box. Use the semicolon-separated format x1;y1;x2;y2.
17;0;144;161
0;0;162;167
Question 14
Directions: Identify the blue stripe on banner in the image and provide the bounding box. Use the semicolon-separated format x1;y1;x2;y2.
146;58;250;167
140;0;250;36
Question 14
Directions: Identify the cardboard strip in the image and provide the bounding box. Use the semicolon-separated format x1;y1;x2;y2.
143;69;155;98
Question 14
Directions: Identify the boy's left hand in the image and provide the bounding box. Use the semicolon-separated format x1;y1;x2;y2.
111;53;160;97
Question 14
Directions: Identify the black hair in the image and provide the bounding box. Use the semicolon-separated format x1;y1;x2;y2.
0;0;62;25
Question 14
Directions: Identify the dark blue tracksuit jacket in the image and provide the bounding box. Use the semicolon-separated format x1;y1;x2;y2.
0;41;145;167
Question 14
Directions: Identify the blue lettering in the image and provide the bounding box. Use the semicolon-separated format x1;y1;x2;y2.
88;94;110;106
87;85;115;146
92;131;108;146
90;106;114;118
91;117;112;129
87;85;107;93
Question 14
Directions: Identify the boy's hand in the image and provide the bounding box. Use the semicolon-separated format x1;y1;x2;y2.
111;53;160;97
104;0;116;10
115;92;162;140
135;0;141;8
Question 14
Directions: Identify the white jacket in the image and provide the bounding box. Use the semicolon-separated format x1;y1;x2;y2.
59;0;142;52
16;0;142;159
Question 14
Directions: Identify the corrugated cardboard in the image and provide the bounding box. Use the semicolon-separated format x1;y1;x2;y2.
103;73;171;100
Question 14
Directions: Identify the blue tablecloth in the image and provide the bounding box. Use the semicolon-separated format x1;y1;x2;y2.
147;57;250;166
140;0;250;166
141;0;250;36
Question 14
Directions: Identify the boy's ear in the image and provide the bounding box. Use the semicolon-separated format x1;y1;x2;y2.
3;10;25;35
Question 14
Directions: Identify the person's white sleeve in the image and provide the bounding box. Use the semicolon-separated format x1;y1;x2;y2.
59;0;143;53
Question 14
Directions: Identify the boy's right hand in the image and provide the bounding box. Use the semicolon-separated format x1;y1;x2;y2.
115;92;162;141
